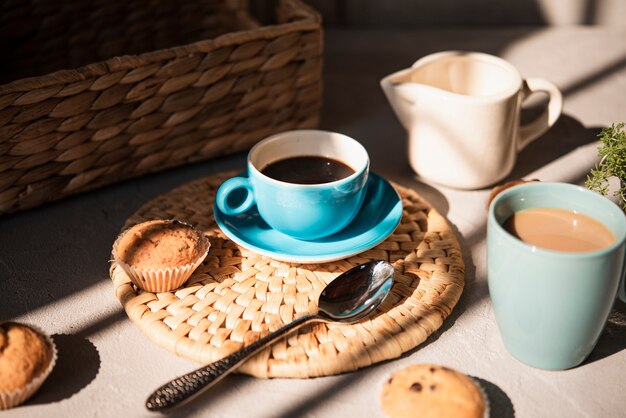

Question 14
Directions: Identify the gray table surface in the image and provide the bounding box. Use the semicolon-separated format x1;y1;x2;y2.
2;26;625;418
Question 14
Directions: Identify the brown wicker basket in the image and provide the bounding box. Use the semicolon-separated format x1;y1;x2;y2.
0;0;322;215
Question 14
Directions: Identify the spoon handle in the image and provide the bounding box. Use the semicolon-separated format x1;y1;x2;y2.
145;314;318;411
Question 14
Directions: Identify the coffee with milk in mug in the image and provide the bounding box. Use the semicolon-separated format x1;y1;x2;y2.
503;207;615;252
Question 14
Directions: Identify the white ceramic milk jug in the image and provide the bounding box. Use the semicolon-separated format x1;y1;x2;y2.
381;51;562;189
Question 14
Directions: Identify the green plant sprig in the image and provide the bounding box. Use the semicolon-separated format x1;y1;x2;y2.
586;122;626;208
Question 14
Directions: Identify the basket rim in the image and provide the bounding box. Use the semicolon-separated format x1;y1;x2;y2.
0;0;321;95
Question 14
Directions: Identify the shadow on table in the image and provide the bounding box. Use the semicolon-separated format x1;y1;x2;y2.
473;376;516;418
582;298;626;365
163;373;251;418
163;372;370;418
505;113;602;184
28;334;100;405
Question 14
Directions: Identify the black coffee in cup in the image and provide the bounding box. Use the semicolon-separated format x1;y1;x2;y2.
261;156;355;184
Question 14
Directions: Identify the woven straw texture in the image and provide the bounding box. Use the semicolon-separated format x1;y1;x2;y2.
110;170;465;378
0;0;322;215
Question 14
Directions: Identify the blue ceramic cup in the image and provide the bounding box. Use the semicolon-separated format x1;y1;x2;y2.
488;182;626;370
215;130;369;240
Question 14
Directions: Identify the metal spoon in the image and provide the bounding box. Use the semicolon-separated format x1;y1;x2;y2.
145;260;395;411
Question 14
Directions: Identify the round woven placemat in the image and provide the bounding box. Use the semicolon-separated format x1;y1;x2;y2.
110;169;464;378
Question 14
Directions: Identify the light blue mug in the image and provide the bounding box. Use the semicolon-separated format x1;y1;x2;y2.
215;130;369;240
488;182;626;370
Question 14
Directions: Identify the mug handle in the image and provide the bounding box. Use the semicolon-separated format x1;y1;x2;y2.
518;78;563;151
215;177;255;216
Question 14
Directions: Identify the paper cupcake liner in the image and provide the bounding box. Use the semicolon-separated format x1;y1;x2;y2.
471;376;491;418
0;324;57;410
112;220;210;293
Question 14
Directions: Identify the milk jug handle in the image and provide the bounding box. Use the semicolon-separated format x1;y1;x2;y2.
518;78;563;151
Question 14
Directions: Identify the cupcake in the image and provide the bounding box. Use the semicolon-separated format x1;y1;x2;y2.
112;219;210;293
380;364;488;418
0;322;57;410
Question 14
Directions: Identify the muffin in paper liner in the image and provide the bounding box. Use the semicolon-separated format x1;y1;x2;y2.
112;219;210;293
0;322;57;410
380;363;490;418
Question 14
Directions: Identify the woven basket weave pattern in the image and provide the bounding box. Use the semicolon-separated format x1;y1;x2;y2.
0;1;245;83
111;170;465;378
0;0;322;215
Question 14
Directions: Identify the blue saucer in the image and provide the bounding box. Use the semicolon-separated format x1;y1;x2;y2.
213;172;403;263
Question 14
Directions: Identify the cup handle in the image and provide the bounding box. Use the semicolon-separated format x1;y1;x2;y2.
215;177;255;216
518;78;563;151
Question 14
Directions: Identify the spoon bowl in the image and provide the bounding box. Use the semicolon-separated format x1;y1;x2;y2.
318;260;395;322
146;260;395;411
